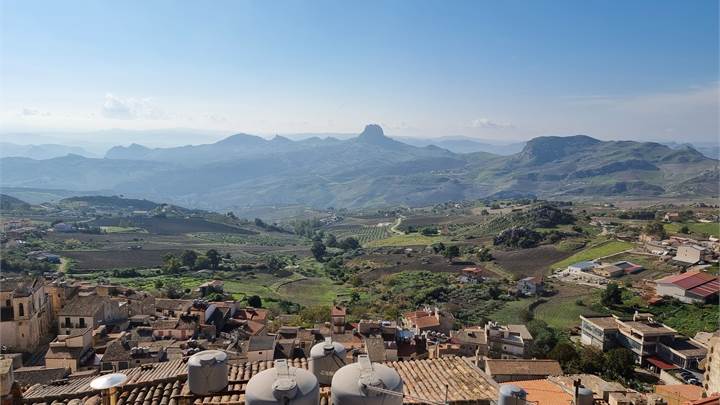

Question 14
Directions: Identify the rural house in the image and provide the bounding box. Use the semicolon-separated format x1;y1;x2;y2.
655;271;719;304
516;276;544;296
58;295;126;335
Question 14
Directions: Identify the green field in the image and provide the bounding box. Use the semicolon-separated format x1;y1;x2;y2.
100;226;147;233
107;269;346;308
551;240;634;269
664;222;719;237
533;296;604;329
488;299;531;324
365;233;446;248
333;225;392;246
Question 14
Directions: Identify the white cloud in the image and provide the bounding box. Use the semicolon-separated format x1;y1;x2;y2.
20;108;51;117
101;93;165;120
470;117;513;129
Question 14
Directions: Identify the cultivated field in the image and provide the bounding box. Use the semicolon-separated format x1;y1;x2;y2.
492;245;575;278
91;217;254;235
551;239;634;270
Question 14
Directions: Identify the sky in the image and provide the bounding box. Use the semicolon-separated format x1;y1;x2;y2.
0;0;718;144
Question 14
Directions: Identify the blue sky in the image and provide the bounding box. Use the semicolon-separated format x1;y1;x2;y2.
1;0;718;142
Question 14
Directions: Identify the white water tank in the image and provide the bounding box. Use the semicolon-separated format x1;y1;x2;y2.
187;350;228;395
498;384;527;405
331;355;403;405
309;337;347;385
576;387;594;405
246;359;319;405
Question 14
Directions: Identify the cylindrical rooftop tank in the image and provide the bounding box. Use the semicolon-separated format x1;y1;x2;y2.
498;384;527;405
187;350;228;395
246;359;319;405
576;387;594;405
331;355;403;405
309;337;347;385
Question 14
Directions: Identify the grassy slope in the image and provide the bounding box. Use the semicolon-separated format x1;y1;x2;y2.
551;239;634;269
365;234;447;247
664;222;719;237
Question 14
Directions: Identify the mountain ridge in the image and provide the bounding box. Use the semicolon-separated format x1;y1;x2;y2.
2;125;717;210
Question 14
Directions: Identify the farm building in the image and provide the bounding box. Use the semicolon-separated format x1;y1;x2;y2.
458;266;485;283
655;270;719;304
516;276;543;296
593;264;624;278
613;261;643;274
567;261;597;272
674;245;711;265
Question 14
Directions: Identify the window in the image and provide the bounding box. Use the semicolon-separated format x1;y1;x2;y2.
4;300;10;308
18;303;24;317
79;318;86;328
65;317;71;327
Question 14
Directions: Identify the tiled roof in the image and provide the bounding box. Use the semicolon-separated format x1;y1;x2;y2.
655;384;703;402
58;295;108;316
22;359;188;403
414;315;440;329
154;299;193;312
13;367;67;388
514;379;572;405
247;335;275;351
485;359;563;377
22;356;497;405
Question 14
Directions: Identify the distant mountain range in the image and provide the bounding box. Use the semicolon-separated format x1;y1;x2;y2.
1;125;717;210
0;142;96;159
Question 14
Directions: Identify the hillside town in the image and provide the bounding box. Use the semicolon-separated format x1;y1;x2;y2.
0;269;718;405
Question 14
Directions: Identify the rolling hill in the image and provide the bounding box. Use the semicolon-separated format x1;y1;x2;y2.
1;125;717;210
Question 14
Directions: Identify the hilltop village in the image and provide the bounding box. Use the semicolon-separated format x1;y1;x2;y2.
1;195;719;405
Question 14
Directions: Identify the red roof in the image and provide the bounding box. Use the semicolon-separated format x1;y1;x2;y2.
657;271;717;290
646;356;676;370
688;278;720;298
415;315;441;329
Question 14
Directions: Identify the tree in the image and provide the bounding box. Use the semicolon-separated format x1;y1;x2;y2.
326;234;338;247
266;256;284;271
444;245;460;260
247;295;262;308
578;347;605;374
163;280;183;299
181;250;198;268
154;279;164;289
680;225;690;234
601;282;623;307
311;240;326;261
549;342;577;367
162;254;182;274
527;320;558;358
299;305;330;324
643;222;667;240
604;348;636;380
206;249;221;269
338;237;360;251
195;255;210;269
476;248;493;262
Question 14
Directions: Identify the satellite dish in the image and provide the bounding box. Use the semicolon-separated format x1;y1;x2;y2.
90;373;128;390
